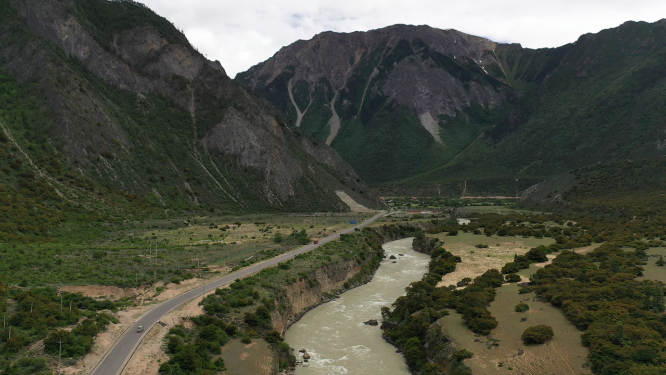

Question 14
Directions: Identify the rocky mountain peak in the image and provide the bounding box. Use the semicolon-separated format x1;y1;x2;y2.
236;24;511;182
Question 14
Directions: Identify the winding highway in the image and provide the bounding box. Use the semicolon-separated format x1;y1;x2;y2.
90;210;386;375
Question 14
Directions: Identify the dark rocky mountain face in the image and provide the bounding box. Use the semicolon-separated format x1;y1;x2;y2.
237;21;666;194
0;0;380;219
237;24;512;183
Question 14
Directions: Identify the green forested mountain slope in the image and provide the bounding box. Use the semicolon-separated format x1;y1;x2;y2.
416;20;666;186
0;0;380;243
238;20;666;193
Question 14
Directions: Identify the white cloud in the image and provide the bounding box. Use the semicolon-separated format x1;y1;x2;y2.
140;0;666;77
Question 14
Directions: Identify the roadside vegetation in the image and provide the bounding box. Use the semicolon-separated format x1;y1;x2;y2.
159;225;419;373
0;212;369;288
0;284;122;372
0;211;369;373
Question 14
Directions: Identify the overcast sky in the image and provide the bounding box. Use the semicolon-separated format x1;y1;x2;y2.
140;0;666;78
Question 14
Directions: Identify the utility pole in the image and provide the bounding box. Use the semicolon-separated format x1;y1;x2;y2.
58;338;62;375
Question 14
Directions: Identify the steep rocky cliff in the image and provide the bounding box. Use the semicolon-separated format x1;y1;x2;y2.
270;258;368;334
0;0;381;217
270;225;422;334
238;21;666;193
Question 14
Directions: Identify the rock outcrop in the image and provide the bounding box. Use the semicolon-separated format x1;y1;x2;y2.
269;226;419;334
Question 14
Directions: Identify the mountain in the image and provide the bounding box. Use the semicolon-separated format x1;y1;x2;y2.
0;0;380;239
236;21;666;193
520;156;666;217
236;25;511;184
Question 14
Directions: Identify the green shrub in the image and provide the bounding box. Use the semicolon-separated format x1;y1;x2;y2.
501;262;519;274
452;349;474;362
518;286;534;294
515;303;529;312
521;325;553;345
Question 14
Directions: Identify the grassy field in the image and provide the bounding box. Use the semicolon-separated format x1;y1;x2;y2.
638;247;666;283
439;282;591;374
1;212;373;288
430;233;591;374
221;339;276;375
455;206;535;215
426;232;554;287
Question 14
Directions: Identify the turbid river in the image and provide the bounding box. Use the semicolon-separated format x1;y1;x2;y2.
285;238;431;375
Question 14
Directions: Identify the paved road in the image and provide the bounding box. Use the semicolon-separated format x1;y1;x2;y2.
91;210;386;375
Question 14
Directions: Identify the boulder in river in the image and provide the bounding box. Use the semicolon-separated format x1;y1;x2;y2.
380;320;398;329
364;319;379;326
389;255;397;259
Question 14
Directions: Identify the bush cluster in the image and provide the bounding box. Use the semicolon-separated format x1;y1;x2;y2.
521;325;554;345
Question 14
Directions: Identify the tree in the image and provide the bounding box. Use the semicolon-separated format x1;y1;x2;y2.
44;329;70;355
198;324;226;344
501;262;519;274
421;363;441;375
404;337;426;369
610;257;622;273
244;312;259;326
214;357;226;371
263;330;282;344
171;345;208;371
642;283;665;313
381;306;391;320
